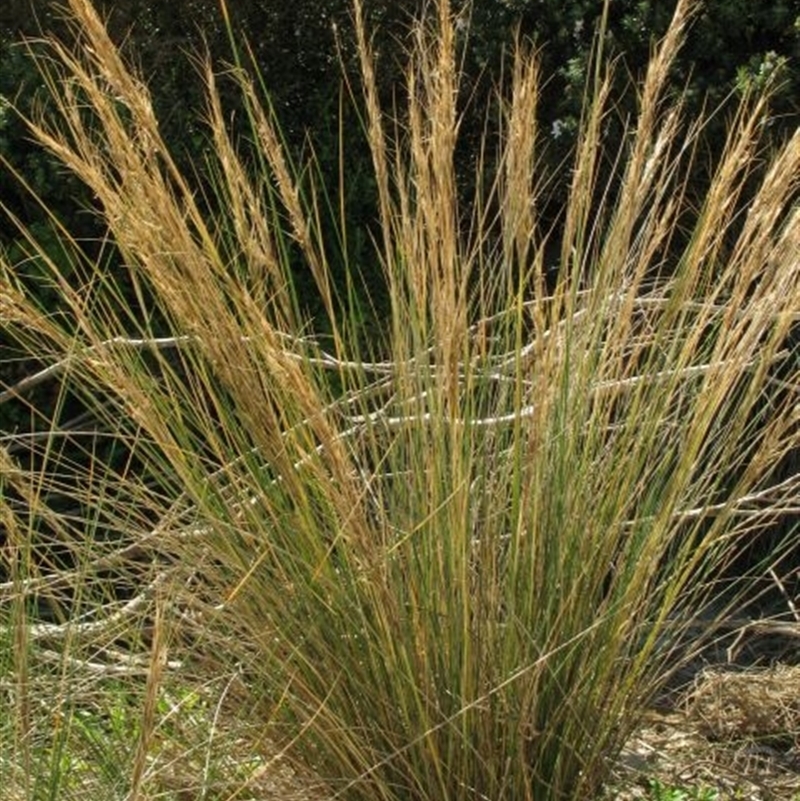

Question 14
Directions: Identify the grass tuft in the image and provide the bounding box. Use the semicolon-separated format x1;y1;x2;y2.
1;0;799;798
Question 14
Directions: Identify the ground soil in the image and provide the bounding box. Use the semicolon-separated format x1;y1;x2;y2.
609;616;800;800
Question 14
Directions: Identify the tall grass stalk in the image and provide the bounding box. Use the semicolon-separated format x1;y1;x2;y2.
1;0;799;798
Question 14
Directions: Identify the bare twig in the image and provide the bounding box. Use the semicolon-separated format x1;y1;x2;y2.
768;566;799;622
1;571;171;643
0;335;194;405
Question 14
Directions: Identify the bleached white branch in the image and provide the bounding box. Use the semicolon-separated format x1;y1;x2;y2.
37;648;183;674
3;571;171;643
0;290;690;406
342;353;783;430
674;471;800;520
0;334;195;405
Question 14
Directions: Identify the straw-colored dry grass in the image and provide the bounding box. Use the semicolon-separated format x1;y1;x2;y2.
612;661;800;800
1;0;799;799
688;664;800;745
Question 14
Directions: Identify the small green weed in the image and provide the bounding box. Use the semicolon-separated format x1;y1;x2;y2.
646;779;719;801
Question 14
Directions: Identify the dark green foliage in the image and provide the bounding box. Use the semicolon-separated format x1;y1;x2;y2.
3;0;800;284
0;42;93;245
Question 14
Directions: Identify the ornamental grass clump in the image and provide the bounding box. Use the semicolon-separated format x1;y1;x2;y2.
1;0;799;799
